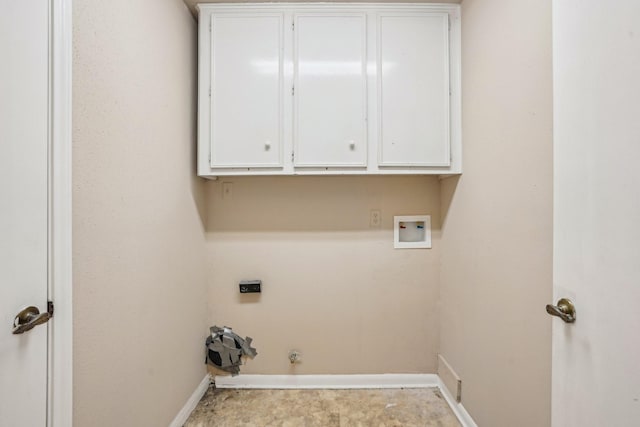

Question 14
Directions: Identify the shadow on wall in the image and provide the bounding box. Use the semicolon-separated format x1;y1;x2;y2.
439;175;461;229
191;169;208;230
204;175;443;233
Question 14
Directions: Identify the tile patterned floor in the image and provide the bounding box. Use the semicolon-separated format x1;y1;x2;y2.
184;387;461;427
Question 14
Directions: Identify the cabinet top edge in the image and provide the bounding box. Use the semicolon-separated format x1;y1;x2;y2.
196;3;461;14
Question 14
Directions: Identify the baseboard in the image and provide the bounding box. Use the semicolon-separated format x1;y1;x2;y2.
214;374;440;389
179;374;476;427
436;377;478;427
168;374;211;427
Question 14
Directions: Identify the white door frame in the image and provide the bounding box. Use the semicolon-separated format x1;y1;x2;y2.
48;0;73;426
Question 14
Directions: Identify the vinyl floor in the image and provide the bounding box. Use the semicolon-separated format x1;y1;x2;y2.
183;387;461;427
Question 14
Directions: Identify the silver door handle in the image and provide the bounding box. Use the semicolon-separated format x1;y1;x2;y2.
546;298;576;323
12;306;52;334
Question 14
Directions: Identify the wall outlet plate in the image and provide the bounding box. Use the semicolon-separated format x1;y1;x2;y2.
370;209;381;227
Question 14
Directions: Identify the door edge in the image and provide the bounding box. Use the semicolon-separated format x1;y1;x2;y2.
48;0;73;426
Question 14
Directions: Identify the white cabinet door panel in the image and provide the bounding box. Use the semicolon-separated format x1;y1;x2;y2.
294;14;367;167
378;13;450;167
210;13;284;168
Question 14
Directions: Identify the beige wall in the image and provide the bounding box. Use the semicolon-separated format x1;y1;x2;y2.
70;0;552;422
72;0;208;426
205;176;441;374
439;0;553;426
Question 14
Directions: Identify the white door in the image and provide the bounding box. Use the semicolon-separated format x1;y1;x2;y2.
0;0;51;425
552;0;640;426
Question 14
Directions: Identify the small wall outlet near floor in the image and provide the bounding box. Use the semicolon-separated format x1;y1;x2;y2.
288;350;302;364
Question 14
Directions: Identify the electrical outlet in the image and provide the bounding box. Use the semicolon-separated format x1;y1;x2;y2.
370;209;381;227
239;280;261;293
222;182;233;200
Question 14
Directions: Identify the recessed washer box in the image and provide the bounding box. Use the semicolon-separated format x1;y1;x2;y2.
394;215;431;249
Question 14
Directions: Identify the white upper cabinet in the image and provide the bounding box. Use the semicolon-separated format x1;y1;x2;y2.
197;4;461;177
294;13;367;168
208;13;284;168
378;13;450;167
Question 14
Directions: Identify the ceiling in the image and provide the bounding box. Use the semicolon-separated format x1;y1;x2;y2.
183;0;462;18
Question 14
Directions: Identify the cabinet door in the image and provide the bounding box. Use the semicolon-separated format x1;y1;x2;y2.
210;13;284;168
294;13;367;167
378;13;450;167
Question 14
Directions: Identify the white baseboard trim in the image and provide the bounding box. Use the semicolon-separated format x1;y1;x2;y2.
214;374;440;389
169;374;211;427
436;377;478;427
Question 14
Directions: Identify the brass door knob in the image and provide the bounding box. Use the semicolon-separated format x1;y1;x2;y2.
546;298;576;323
12;306;52;334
